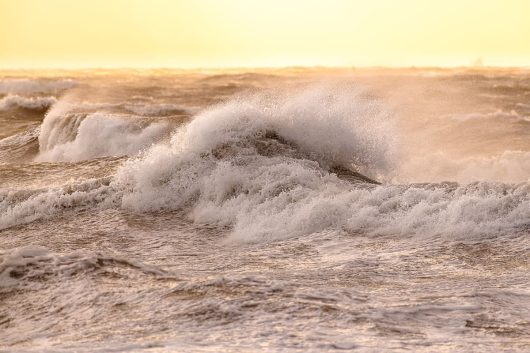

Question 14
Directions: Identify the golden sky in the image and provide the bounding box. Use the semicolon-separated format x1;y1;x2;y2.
1;0;529;69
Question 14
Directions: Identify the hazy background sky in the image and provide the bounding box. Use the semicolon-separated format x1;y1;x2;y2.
1;0;529;69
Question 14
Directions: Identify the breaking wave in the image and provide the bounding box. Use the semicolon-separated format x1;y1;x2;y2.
0;94;57;111
124;102;190;116
0;178;118;230
36;113;169;162
1;86;527;243
114;88;529;241
35;100;171;162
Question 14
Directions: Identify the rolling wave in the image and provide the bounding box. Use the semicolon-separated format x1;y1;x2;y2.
0;245;167;289
35;99;172;162
0;127;40;163
36;112;169;162
124;102;190;117
450;110;530;123
0;94;57;112
1;86;528;243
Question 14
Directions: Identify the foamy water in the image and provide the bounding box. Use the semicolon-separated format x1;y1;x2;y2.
0;68;529;352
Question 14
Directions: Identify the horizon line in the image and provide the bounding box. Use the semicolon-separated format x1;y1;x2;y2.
1;64;529;72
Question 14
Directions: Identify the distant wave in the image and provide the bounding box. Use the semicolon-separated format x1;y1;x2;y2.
26;100;192;117
0;127;39;148
124;103;190;116
0;177;117;230
26;96;180;162
450;110;530;123
0;127;40;163
0;245;167;288
515;102;530;113
0;78;76;94
36;111;169;162
400;150;530;184
0;94;57;111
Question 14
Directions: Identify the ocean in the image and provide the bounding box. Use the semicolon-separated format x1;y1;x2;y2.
0;68;529;352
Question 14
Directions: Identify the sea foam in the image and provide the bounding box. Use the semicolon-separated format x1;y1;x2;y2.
36;99;170;162
0;94;57;111
1;85;528;242
114;86;529;242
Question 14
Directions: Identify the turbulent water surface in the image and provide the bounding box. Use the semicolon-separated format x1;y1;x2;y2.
0;68;529;352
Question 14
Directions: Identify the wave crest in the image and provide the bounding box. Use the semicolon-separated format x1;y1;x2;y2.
0;178;117;230
36;100;171;162
1;85;528;243
0;94;57;111
112;86;529;242
0;245;166;288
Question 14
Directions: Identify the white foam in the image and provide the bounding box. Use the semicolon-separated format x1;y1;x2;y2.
0;178;117;230
113;86;529;242
0;94;57;111
35;99;171;162
163;84;396;178
117;144;530;243
36;113;168;162
1;85;528;242
32;95;168;162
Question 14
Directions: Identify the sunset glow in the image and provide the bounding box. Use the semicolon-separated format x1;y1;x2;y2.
1;0;530;69
2;0;530;351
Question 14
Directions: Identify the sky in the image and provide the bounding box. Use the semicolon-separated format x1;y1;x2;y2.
1;0;529;69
